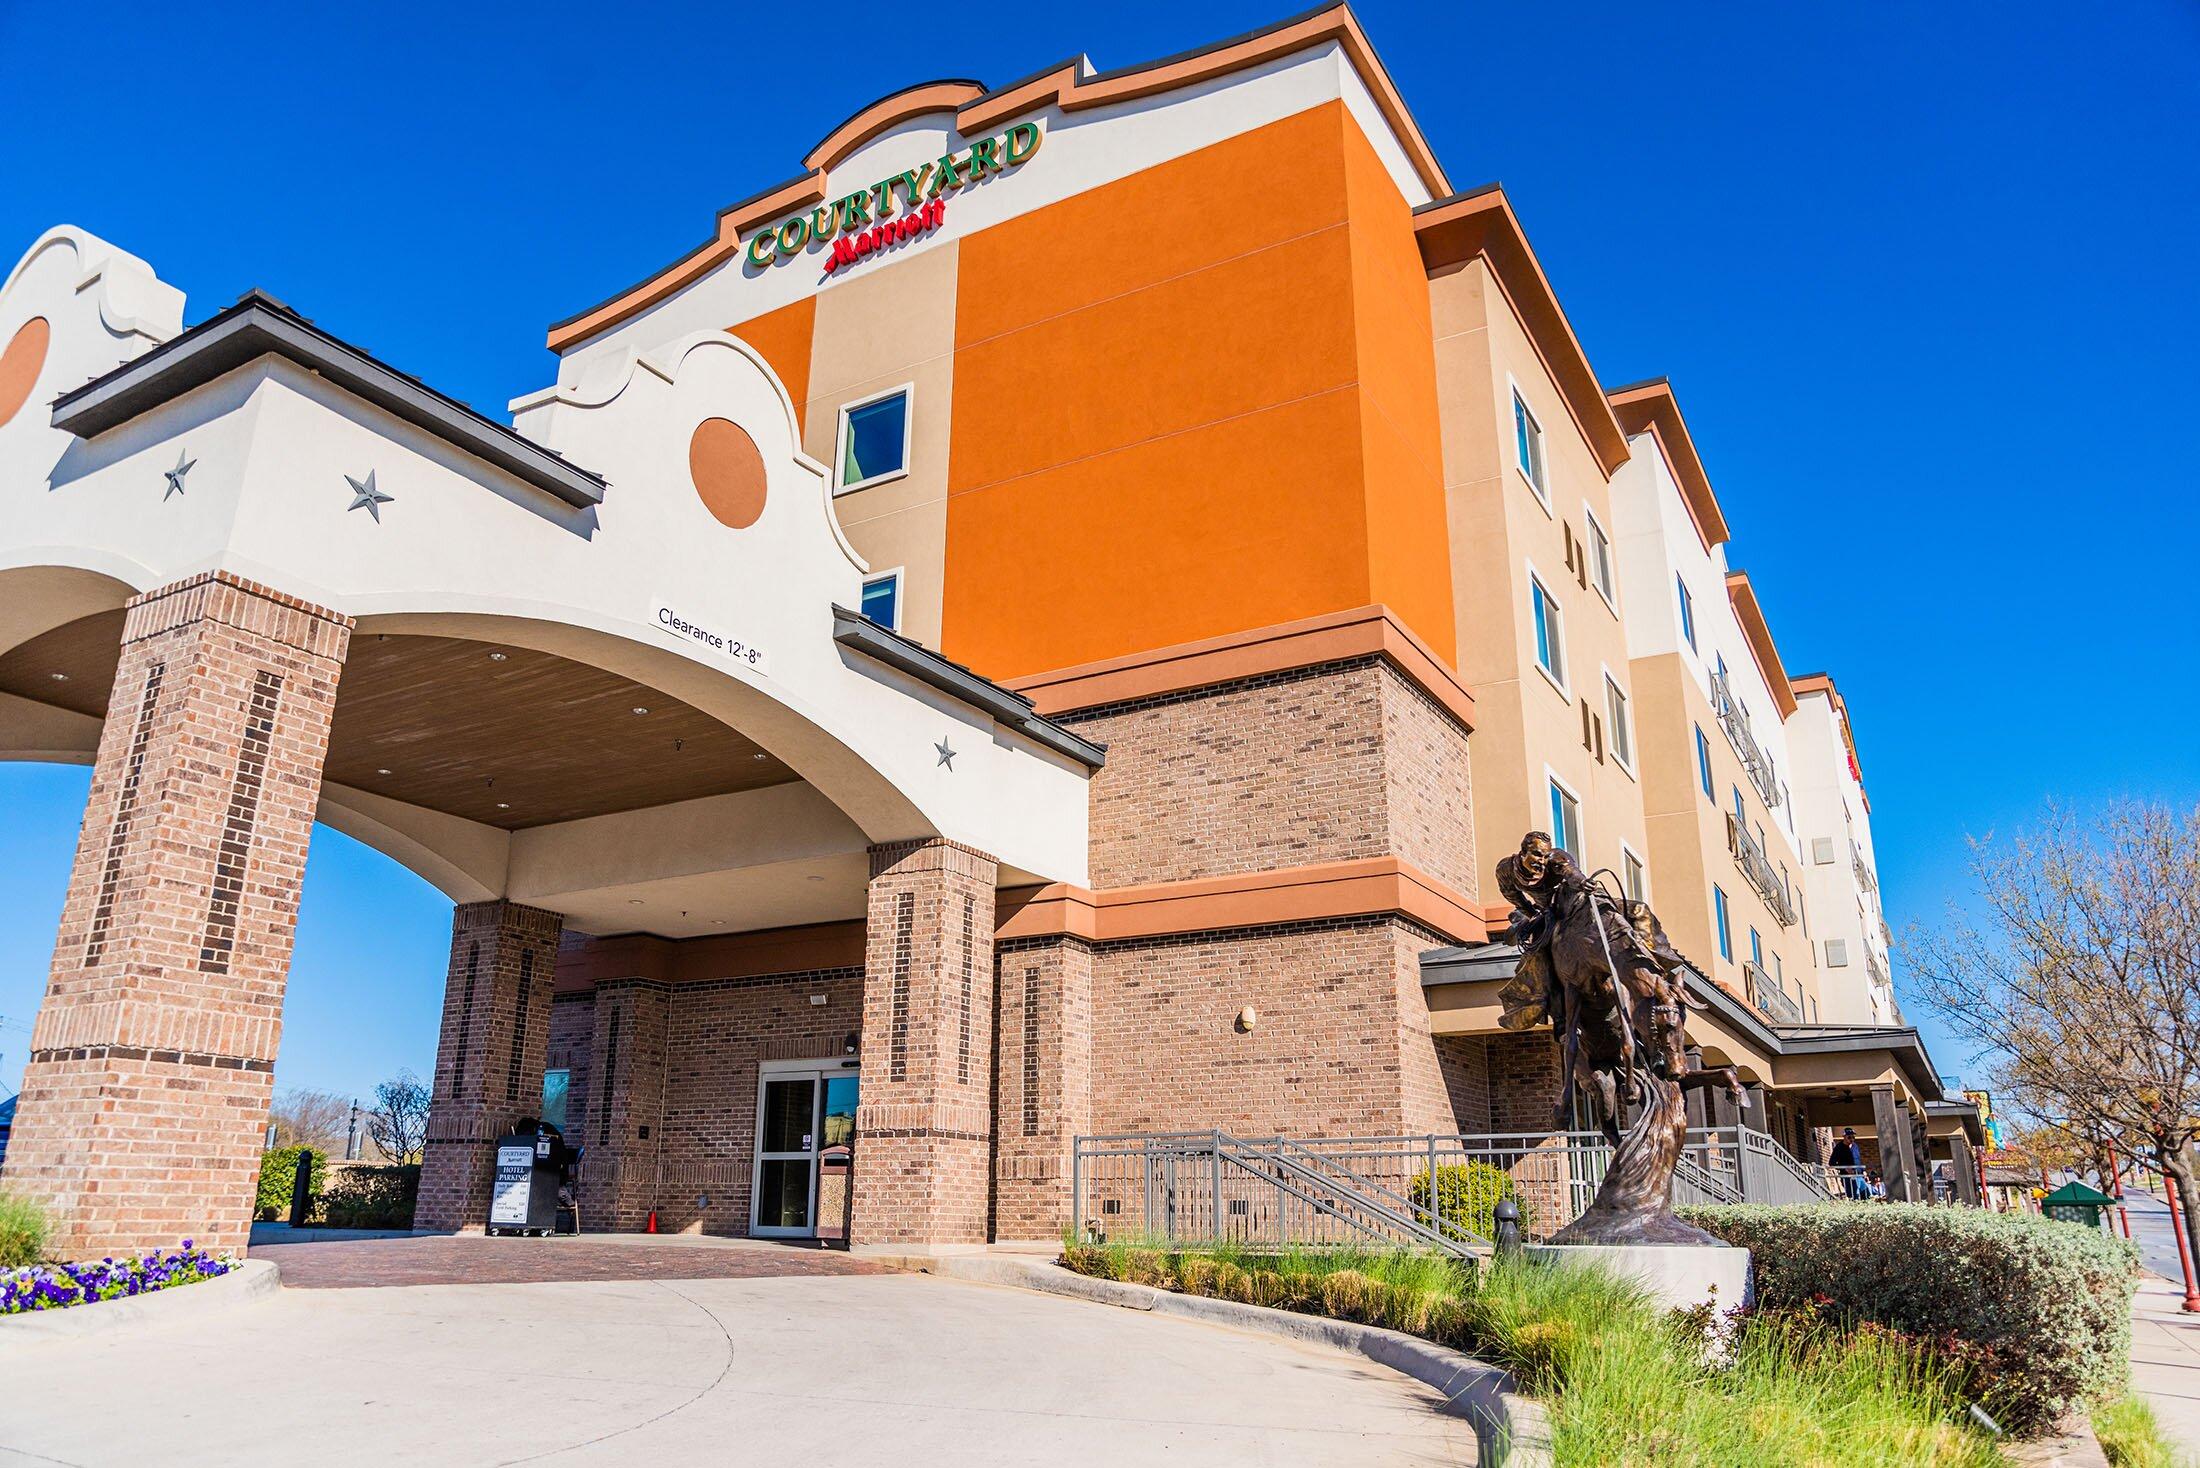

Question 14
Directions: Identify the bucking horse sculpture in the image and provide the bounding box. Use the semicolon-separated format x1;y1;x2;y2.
1494;831;1741;1245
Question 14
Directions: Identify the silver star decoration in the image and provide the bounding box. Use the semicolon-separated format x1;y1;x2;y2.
934;738;956;770
343;470;394;522
162;449;195;499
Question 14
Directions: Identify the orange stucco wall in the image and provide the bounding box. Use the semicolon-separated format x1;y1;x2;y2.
726;295;816;436
940;101;1454;679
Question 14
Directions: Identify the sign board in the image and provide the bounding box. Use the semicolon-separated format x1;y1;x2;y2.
653;603;768;676
489;1143;536;1226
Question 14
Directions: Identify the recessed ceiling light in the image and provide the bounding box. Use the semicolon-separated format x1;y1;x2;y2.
376;767;393;775
710;919;727;926
495;802;510;810
805;874;824;883
49;671;68;681
631;706;649;716
751;752;770;761
628;899;643;906
488;651;508;662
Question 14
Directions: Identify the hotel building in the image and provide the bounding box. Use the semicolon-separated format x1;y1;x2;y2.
0;5;1978;1257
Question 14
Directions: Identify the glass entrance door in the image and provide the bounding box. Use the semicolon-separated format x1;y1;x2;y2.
752;1074;819;1236
752;1066;861;1239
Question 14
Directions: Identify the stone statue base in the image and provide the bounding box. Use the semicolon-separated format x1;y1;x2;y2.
1526;1242;1753;1319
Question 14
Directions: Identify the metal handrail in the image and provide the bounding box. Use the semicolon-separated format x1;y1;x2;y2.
1711;669;1781;809
1727;813;1799;927
1744;961;1803;1024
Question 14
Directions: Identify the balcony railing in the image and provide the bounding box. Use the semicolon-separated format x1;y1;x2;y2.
1727;813;1799;927
1745;960;1805;1025
1711;669;1781;809
1851;842;1879;895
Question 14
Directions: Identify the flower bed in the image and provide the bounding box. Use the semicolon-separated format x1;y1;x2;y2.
1;1242;236;1315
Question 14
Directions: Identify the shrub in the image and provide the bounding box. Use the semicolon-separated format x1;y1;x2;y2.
1212;1261;1254;1304
0;1192;51;1267
1412;1160;1526;1244
1176;1256;1221;1297
319;1164;419;1229
1682;1202;2138;1435
254;1147;325;1222
1118;1248;1174;1290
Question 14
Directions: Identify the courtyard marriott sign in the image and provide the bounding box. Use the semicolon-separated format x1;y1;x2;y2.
746;122;1044;275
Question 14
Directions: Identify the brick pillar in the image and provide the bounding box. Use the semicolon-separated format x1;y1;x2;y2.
1;573;348;1256
414;901;563;1231
851;838;997;1250
991;936;1094;1243
575;978;670;1231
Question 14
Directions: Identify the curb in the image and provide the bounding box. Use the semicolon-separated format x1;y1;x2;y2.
0;1258;280;1348
890;1253;1553;1467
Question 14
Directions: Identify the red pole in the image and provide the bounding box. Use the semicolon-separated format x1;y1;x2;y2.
2106;1139;2132;1240
2160;1166;2200;1314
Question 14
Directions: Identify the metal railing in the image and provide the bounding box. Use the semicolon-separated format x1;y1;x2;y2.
1727;814;1799;927
1745;961;1804;1025
1851;842;1879;895
1711;670;1781;809
1072;1125;1838;1250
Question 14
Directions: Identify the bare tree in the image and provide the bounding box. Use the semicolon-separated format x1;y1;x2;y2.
367;1070;432;1164
1908;800;2200;1261
269;1087;353;1153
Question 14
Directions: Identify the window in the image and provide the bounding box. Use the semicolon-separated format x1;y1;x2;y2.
1811;836;1836;865
1530;572;1567;691
540;1069;570;1133
1622;846;1647;903
1604;673;1633;770
1825;937;1850;968
1677;573;1697;652
1732;785;1748;824
860;571;901;631
1584;509;1616;607
836;386;911;491
1714;885;1733;961
1513;389;1548;503
1696;725;1714;798
1749;927;1763;969
1547;776;1582;856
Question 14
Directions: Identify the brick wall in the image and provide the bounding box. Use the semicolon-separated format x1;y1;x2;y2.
990;935;1094;1241
1067;659;1474;894
545;991;595;1141
415;901;563;1231
0;573;348;1256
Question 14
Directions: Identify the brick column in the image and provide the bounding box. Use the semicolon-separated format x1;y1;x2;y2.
851;839;997;1250
414;901;563;1231
991;936;1094;1242
1;573;348;1256
575;978;670;1232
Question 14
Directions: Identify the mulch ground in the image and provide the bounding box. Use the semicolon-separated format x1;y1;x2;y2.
250;1234;890;1289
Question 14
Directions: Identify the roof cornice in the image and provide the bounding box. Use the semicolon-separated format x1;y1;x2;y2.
1723;571;1798;719
1605;378;1730;550
545;3;1451;354
50;291;607;508
1414;186;1631;479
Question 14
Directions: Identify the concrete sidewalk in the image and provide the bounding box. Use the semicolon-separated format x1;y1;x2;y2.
2131;1271;2200;1458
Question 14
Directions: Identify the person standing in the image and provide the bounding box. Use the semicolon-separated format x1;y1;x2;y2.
1830;1127;1866;1199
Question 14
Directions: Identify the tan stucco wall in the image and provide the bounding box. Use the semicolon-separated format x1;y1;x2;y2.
1433;260;1648;904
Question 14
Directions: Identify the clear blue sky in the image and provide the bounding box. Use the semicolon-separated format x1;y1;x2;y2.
2;0;2195;1106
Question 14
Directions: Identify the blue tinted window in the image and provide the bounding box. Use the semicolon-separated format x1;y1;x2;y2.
860;573;899;630
1677;574;1696;650
1695;726;1713;797
841;392;908;486
1714;886;1733;960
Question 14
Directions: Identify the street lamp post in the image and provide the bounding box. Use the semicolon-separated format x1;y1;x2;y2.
2157;1160;2200;1314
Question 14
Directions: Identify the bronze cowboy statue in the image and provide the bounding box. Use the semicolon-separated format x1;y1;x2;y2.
1494;831;1741;1246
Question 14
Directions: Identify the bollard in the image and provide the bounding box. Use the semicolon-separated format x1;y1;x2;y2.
1493;1198;1523;1258
288;1152;315;1227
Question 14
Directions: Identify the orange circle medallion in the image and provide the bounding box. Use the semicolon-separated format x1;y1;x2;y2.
0;316;51;430
688;416;768;530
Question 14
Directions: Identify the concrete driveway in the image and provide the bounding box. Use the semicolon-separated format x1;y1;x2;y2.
0;1268;1474;1466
